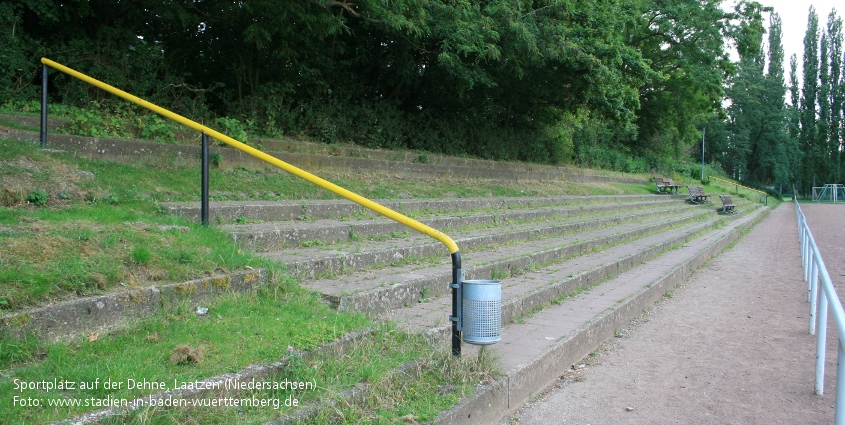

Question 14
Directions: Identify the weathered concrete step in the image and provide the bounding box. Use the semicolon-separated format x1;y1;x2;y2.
250;135;642;184
381;212;729;334
264;205;709;281
5;114;644;185
162;194;676;223
228;199;683;251
310;208;723;314
0;269;267;342
432;206;769;425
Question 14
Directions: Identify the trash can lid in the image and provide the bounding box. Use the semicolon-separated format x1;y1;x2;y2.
462;279;501;285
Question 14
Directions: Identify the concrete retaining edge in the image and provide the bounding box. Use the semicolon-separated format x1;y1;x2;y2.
232;199;680;251
165;195;673;223
432;206;770;425
0;269;267;342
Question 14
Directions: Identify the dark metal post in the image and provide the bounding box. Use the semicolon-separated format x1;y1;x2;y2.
201;134;210;226
450;252;463;356
41;64;48;148
701;127;705;183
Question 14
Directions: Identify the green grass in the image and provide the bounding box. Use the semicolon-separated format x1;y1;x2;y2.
95;338;495;425
0;212;267;311
0;284;373;424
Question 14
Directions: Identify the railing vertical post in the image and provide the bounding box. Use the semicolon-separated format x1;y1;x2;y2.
836;341;845;424
450;252;463;356
40;64;48;148
809;256;817;303
201;134;210;227
816;292;828;394
805;236;811;282
810;262;819;335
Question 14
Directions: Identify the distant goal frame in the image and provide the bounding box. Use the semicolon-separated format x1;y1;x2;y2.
812;184;845;202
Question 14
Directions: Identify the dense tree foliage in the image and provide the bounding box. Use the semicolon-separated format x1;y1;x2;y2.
4;0;841;184
789;6;845;195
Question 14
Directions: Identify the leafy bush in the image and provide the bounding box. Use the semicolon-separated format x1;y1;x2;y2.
26;189;48;206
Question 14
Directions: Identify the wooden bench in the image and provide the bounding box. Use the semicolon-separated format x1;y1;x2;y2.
686;186;711;204
663;178;681;194
655;177;668;193
655;177;681;194
719;195;738;214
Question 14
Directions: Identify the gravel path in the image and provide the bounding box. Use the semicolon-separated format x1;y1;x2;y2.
503;202;844;425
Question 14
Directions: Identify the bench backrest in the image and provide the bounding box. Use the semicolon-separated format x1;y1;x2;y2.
719;195;733;205
655;177;665;186
687;186;700;196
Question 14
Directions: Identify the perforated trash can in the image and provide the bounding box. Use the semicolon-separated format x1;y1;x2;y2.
462;279;501;345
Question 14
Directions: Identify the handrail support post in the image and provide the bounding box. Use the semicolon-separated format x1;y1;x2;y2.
450;252;463;356
816;292;828;395
40;64;47;148
836;341;845;424
201;134;210;227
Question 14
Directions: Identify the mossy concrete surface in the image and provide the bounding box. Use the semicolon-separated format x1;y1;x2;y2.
1;269;267;342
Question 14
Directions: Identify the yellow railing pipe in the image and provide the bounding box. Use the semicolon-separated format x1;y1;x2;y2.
708;175;767;196
41;57;459;254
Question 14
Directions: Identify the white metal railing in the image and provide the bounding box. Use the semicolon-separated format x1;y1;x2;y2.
796;198;845;424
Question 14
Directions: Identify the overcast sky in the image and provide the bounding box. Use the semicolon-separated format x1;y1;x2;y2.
758;1;841;79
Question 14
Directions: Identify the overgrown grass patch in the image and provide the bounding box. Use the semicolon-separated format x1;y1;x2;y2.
0;138;651;210
0;285;372;424
0;215;265;311
93;334;495;425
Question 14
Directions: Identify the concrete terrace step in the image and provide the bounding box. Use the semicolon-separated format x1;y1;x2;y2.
265;204;712;284
161;194;678;223
432;206;769;425
301;207;727;314
4;113;644;185
380;212;732;334
226;198;683;251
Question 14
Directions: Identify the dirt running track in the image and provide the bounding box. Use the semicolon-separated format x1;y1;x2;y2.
503;203;845;425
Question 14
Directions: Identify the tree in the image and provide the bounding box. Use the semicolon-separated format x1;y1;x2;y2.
800;6;820;191
826;9;843;182
626;0;738;159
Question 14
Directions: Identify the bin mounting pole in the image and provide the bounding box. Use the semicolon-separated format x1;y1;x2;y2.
451;252;463;356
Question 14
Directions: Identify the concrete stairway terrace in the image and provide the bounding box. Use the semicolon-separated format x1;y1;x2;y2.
188;192;764;423
300;207;716;313
1;113;771;424
434;206;768;425
224;198;682;251
20;190;764;425
262;202;705;280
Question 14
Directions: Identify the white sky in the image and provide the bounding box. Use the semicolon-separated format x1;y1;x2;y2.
759;1;841;79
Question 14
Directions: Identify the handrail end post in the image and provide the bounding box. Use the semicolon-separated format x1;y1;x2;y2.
201;134;210;227
450;252;463;356
40;63;48;148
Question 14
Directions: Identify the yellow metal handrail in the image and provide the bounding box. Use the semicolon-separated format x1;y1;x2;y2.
708;175;767;197
41;58;458;254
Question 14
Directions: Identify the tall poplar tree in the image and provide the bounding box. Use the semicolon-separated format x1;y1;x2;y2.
827;10;843;181
800;6;820;191
819;32;831;181
788;54;801;142
763;13;793;186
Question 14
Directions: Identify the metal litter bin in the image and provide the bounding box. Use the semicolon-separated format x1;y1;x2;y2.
461;279;501;345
